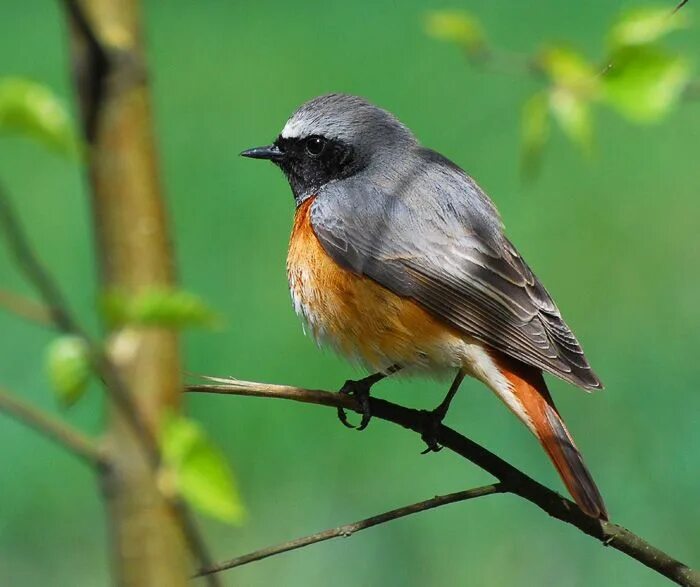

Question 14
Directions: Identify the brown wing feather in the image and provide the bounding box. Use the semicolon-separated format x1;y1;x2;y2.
310;150;602;390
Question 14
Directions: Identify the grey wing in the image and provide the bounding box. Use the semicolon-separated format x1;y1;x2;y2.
310;151;602;390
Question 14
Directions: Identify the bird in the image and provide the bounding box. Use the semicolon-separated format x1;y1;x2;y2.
241;93;607;519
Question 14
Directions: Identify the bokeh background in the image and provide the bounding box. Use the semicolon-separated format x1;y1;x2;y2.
1;1;699;585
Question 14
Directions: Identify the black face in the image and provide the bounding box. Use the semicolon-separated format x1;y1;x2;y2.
270;135;364;203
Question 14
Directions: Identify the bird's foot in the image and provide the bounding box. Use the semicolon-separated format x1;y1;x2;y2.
336;378;373;431
419;407;448;454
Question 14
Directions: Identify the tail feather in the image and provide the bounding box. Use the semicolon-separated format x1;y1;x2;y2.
490;352;608;520
541;401;608;519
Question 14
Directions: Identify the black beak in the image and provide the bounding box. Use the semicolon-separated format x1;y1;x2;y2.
240;144;284;161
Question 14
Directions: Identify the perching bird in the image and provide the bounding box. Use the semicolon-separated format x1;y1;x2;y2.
242;94;607;519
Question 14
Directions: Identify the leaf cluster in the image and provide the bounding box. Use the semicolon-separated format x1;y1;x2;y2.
426;6;693;175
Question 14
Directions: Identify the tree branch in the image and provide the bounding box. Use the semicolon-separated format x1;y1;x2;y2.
0;288;53;326
187;377;700;587
456;0;692;80
195;483;503;578
0;385;105;468
673;0;689;14
0;182;220;586
60;0;111;141
0;184;83;333
0;183;160;458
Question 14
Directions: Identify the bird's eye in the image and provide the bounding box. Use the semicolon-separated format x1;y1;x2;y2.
305;136;326;156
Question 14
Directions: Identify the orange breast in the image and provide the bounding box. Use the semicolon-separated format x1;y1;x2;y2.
287;197;463;370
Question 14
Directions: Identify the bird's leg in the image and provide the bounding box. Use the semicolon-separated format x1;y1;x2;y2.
337;364;401;431
421;370;466;454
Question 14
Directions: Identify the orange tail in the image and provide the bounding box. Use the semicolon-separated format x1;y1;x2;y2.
492;353;608;519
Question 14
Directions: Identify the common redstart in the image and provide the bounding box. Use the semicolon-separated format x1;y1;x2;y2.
242;94;607;519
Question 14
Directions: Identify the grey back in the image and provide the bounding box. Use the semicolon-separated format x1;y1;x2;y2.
310;146;602;390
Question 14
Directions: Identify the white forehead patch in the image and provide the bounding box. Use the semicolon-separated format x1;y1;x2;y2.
277;94;413;145
280;108;349;141
280;118;306;139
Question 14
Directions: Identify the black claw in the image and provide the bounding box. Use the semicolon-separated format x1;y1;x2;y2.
356;391;372;431
420;409;446;454
420;443;443;455
336;405;356;429
336;378;373;430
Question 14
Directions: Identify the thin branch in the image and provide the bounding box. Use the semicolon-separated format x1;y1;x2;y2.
195;483;503;578
60;0;109;61
0;184;82;333
188;377;700;587
457;0;690;80
0;184;158;459
171;498;223;587
60;0;111;140
0;183;166;462
464;47;539;77
0;288;53;326
0;184;220;586
673;0;689;14
0;385;105;468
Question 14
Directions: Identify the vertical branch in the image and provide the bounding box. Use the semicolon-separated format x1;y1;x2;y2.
64;1;188;585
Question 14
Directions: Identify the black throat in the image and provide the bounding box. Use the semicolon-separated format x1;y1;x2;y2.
273;135;365;204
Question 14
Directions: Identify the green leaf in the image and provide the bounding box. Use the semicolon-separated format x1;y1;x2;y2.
101;287;218;329
609;6;689;48
549;87;594;153
603;46;689;122
425;10;485;53
538;46;599;96
535;47;597;156
520;92;550;177
0;78;80;156
161;414;245;524
46;336;91;406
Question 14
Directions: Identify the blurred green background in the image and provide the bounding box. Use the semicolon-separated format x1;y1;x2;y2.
1;1;699;585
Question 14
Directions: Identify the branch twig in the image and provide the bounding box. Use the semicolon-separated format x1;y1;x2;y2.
457;0;691;80
0;288;53;326
0;185;83;333
0;385;105;468
673;0;689;14
61;0;109;61
60;0;111;141
188;377;700;587
195;483;503;577
0;183;220;586
0;184;158;458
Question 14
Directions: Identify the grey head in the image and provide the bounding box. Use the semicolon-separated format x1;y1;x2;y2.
241;94;603;394
241;93;417;203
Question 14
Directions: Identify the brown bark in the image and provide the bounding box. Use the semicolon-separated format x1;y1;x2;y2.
64;1;187;585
